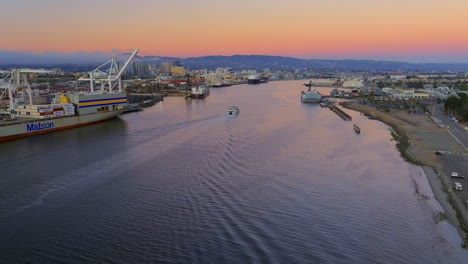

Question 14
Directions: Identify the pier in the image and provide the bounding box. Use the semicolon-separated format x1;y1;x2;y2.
122;93;165;114
329;104;352;121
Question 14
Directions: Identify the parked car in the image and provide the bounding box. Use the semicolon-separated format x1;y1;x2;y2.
451;172;464;179
455;182;463;191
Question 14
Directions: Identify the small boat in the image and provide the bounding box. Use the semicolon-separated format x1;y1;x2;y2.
320;102;327;107
228;106;240;115
353;124;361;134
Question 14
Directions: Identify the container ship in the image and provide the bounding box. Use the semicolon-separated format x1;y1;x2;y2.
190;86;210;99
0;49;139;142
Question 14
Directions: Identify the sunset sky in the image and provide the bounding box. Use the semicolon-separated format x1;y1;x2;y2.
1;0;468;62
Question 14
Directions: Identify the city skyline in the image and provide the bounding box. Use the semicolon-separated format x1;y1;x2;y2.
1;0;468;63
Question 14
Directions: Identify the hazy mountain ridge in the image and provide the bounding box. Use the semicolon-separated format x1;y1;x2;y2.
1;50;468;71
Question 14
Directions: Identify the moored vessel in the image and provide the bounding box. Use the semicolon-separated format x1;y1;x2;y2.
247;75;261;84
212;77;232;88
260;74;269;83
190;86;210;99
212;83;232;88
301;80;322;103
0;49;139;142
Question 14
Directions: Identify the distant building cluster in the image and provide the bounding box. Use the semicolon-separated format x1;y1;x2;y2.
3;59;467;107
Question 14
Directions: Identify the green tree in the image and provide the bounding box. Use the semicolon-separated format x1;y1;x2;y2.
444;96;462;111
377;81;385;88
460;82;468;91
358;90;365;98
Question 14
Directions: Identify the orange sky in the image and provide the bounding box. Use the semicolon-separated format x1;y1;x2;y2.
1;0;468;61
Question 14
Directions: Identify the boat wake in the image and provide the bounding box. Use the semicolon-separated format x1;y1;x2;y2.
0;114;228;217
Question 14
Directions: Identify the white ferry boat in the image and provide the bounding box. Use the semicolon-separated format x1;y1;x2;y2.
227;106;240;115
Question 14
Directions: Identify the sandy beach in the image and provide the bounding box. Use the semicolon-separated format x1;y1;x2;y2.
342;103;468;247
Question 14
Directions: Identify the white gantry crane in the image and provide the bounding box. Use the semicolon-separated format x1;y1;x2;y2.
1;69;54;113
78;48;139;93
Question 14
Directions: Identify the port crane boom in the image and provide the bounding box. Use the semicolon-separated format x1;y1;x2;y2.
304;80;313;91
79;48;139;93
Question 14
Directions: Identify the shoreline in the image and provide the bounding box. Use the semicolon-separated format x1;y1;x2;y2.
341;102;468;247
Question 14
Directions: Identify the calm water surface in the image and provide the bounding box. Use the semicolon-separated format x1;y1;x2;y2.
1;81;468;263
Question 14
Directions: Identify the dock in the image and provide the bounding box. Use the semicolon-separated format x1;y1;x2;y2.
329;104;352;121
122;105;143;114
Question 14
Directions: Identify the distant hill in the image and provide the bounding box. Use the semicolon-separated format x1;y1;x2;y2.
173;55;468;72
1;50;468;72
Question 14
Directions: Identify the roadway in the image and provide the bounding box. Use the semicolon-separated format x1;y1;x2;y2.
431;104;468;151
439;154;468;203
430;104;468;204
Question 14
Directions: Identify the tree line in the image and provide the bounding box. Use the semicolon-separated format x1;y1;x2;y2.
444;93;468;121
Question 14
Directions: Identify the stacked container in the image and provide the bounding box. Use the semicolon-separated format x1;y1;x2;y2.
61;103;75;116
15;103;75;119
16;105;54;119
51;104;64;117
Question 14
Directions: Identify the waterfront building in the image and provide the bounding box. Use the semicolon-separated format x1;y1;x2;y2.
343;80;363;88
390;75;406;80
312;79;335;86
148;65;158;77
124;62;135;76
382;87;403;99
171;66;186;77
161;62;173;74
215;68;231;75
413;91;429;100
135;63;149;77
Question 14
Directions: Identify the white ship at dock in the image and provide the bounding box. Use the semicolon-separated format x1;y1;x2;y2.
0;49;139;142
301;80;322;103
